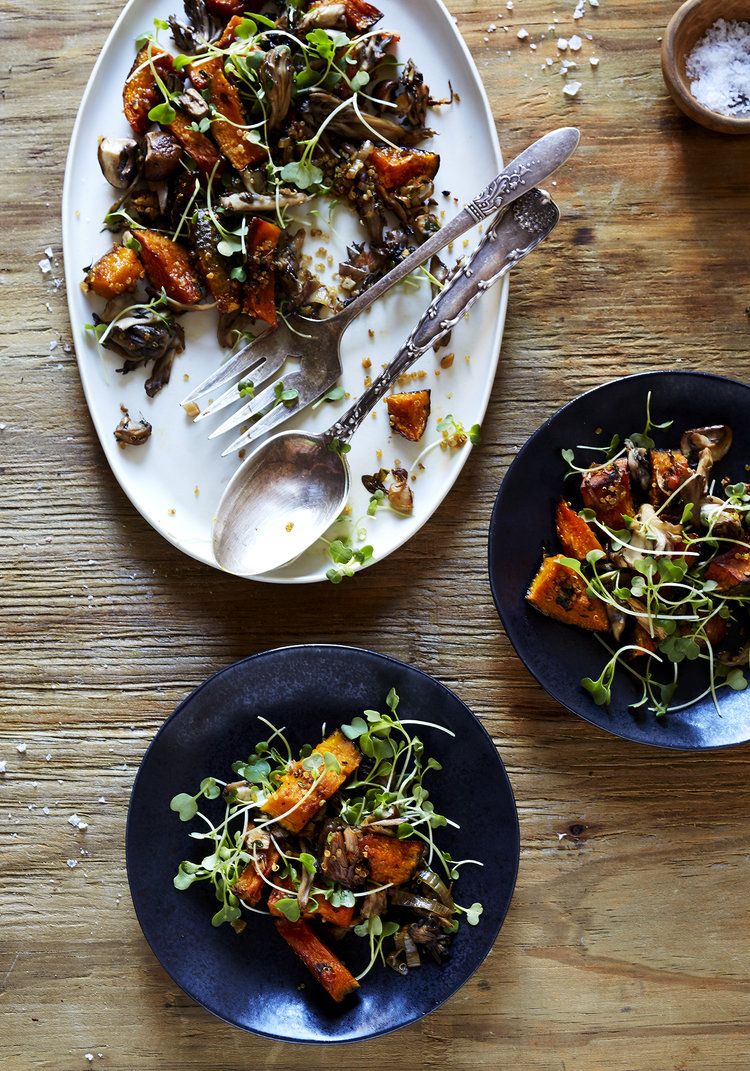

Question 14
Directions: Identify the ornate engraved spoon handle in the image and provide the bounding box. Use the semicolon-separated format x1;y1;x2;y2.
326;188;560;445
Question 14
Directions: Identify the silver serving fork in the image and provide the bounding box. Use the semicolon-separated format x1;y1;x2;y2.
181;127;579;439
218;187;560;458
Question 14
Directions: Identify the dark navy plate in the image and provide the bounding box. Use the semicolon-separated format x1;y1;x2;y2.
126;645;519;1041
489;370;750;750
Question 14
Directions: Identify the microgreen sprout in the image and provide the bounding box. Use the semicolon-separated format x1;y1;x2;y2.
551;399;750;716
170;692;482;991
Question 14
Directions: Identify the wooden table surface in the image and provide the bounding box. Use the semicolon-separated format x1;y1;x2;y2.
3;0;750;1067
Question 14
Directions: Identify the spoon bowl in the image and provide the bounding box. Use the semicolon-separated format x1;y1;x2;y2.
213;188;562;578
214;430;350;575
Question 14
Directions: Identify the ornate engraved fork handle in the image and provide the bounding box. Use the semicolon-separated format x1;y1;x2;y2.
325;190;559;446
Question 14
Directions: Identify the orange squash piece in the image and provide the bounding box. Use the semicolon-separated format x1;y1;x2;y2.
526;554;610;631
387;390;431;442
165;109;223;178
191;209;244;313
232;837;280;906
243;217;282;326
260;729;362;833
370;145;440;190
274;917;360;1002
84;245;144;299
123;43;175;136
267;882;356;928
704;541;750;591
135;230;203;304
189;55;266;171
580;458;636;530
359;833;423;886
555;498;604;561
648;449;691;512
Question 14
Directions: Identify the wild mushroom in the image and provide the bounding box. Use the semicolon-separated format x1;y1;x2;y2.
176;85;210;121
260;46;294;130
143;129;182;181
679;425;733;514
626;441;651;493
680;425;733;462
97;136;140;189
99;302;184;364
387;469;414;514
298;2;347;32
114;407;152;445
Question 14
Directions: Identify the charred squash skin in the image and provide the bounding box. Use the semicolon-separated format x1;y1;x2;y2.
526;554;610;631
580;458;636;531
188;56;267;171
704;541;750;592
359;833;423;885
243;217;282;326
232;839;280;906
555;498;604;561
165;109;224;178
370;145;440;191
191;209;244;313
267;882;356;928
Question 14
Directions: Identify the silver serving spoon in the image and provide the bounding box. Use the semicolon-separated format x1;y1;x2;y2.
213;189;560;577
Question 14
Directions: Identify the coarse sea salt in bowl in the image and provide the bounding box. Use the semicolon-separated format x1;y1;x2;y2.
662;0;750;133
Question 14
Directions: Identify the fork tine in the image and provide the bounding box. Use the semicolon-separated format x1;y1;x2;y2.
207;378;286;439
193;347;288;423
219;391;311;457
216;367;328;455
180;324;291;407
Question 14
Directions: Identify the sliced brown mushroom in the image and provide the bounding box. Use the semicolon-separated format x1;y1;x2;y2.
387;469;414;513
679;425;733;515
176;85;210;121
114;407;152;446
97;136;140;189
143;129;182;181
680;425;733;462
626;441;651;492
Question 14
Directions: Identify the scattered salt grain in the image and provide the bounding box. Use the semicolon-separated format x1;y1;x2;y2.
557;37;568;50
590;56;599;67
0;761;6;774
686;19;750;116
16;743;27;754
563;80;583;97
569;34;582;50
45;246;53;259
517;28;529;39
67;859;78;868
39;258;51;274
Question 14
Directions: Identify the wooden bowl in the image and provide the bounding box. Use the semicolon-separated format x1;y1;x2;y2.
661;0;750;133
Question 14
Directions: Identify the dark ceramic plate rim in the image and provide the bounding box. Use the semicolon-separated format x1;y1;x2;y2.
488;370;750;751
126;644;520;1042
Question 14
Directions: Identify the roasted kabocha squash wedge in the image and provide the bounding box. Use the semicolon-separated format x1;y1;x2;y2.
526;554;610;631
580;458;636;531
387;390;431;442
555;497;605;561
